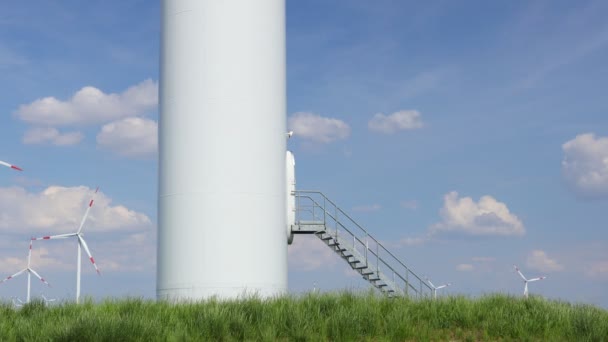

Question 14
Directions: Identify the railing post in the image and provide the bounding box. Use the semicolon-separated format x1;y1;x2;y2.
335;204;338;233
323;196;326;226
365;236;368;266
406;271;409;296
376;243;379;273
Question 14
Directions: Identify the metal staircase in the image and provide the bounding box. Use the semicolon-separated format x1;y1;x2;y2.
291;190;433;298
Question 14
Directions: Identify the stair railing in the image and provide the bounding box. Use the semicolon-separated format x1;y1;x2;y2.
293;190;433;297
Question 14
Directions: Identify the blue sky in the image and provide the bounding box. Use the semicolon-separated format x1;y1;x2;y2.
1;0;608;307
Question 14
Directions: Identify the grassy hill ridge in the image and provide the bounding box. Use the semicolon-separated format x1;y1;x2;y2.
1;292;607;341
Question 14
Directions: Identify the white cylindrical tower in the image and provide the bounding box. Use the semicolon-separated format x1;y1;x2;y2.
158;0;287;300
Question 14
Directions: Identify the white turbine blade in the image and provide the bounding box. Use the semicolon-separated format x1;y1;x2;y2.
436;283;451;289
28;268;51;287
0;160;23;171
12;297;23;307
528;276;545;282
0;268;27;284
77;186;99;234
425;277;436;289
78;236;100;274
27;240;33;267
514;265;527;281
32;233;77;241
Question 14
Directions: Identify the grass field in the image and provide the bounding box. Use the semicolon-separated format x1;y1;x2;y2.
1;292;607;341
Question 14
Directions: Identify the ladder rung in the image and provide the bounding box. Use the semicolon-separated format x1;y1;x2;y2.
367;277;380;281
361;270;374;275
353;264;368;269
376;283;388;287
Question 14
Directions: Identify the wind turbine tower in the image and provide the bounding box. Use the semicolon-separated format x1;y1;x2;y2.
158;0;288;300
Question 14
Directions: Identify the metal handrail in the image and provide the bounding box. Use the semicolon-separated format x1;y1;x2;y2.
293;190;433;297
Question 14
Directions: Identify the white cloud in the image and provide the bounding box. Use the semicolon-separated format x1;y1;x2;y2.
96;117;158;158
288;112;350;143
0;185;152;234
562;133;608;198
0;232;155;274
456;264;474;271
22;127;83;146
352;204;381;213
400;200;419;210
431;191;525;236
585;261;608;278
368;110;423;134
288;235;337;271
472;256;496;263
15;79;158;126
395;237;428;247
526;250;564;272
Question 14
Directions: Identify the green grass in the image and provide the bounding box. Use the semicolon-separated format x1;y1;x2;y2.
1;292;607;341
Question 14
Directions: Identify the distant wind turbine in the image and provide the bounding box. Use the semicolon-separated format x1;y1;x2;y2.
12;297;23;308
0;240;51;303
40;294;56;305
425;276;451;299
33;187;101;304
0;160;23;171
514;265;545;298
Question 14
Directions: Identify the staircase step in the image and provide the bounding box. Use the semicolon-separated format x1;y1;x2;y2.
301;191;424;299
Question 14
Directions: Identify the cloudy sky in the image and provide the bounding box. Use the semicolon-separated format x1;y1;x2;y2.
1;1;608;307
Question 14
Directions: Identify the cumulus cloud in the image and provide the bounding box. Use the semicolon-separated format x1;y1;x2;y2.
472;256;496;263
585;261;608;278
22;127;83;146
0;185;152;234
562;133;608;198
0;232;155;275
288;112;350;143
15;79;158;126
400;200;419;210
526;250;564;272
456;263;474;271
431;191;525;236
394;236;428;247
352;204;381;213
368;110;423;134
96;117;158;158
288;235;337;271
